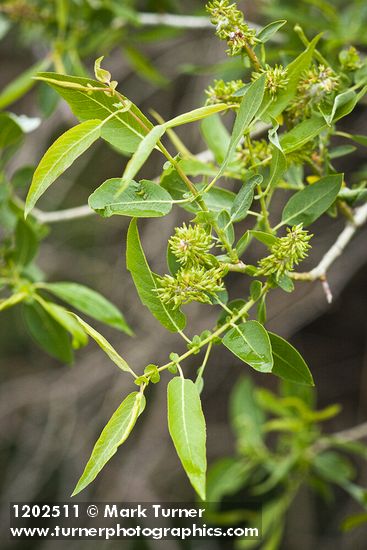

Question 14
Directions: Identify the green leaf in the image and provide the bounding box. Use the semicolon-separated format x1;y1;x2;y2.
120;125;166;190
214;74;266;182
0;58;50;110
124;45;169;86
36;72;153;153
236;231;250;256
23;302;73;363
266;35;321;119
201;114;230;164
167;377;207;500
223;321;273;373
250;230;277;248
0;113;23;149
206;458;252;502
313;451;355;484
25;120;102;216
217;210;235;245
230;377;266;446
281;115;326;153
126;219;186;332
257;20;287;43
230;175;262;222
268;332;314;385
266;123;287;192
281;174;343;227
13;219;38;267
35;298;88;349
165;103;231;128
89;178;173;218
0;291;28;312
72;391;146;496
40;281;132;334
73;314;135;375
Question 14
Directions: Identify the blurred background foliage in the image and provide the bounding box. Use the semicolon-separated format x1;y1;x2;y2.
1;1;367;549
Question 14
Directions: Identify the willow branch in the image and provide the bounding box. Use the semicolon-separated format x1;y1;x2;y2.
292;202;367;283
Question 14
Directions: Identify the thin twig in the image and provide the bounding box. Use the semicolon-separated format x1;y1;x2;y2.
292;202;367;282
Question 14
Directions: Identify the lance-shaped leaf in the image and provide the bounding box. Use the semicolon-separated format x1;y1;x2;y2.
266;34;321;119
35;72;153;153
73;314;135;376
281;115;327;153
212;74;266;184
268;332;314;385
39;281;132;334
281;174;343;227
126;219;186;332
72;391;146;496
257;20;286;43
223;321;273;373
89;178;173;218
34;298;88;349
120;125;166;191
230;175;262;222
164;103;231;128
167;377;207;500
25;120;102;216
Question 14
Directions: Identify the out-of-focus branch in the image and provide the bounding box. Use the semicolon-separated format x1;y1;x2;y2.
137;12;217;29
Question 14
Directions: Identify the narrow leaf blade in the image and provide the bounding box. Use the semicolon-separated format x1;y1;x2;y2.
167;377;207;500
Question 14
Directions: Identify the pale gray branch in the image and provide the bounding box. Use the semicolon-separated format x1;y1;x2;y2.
293;202;367;283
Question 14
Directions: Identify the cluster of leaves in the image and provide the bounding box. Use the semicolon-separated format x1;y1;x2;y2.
1;0;367;522
0;0;177;115
205;377;367;548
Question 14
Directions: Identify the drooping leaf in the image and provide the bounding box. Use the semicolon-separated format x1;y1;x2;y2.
23;302;73;363
223;321;273;373
25;120;102;215
89;178;173;218
268;332;314;385
167;377;207;500
72;391;146;496
0;113;23;149
13;219;38;267
40;281;132;334
126;219;186;332
281;174;343;227
36;298;88;349
230;377;266;446
73;314;135;375
250;230;277;248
